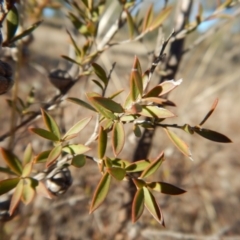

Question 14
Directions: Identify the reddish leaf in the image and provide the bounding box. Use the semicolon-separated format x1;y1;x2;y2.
132;188;144;223
90;172;111;213
112;121;125;156
36;181;52;199
158;79;182;96
0;178;20;195
0;148;22;176
199;99;218;126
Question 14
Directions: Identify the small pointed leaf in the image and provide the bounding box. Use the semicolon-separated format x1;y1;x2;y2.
164;128;192;160
193;127;232;143
21;178;37;205
0;148;22;176
143;187;164;225
63;117;92;140
9;179;23;216
6;5;19;41
23;143;33;166
29;128;59;141
36;181;52;199
92;97;124;113
71;154;86;168
46;145;62;167
140;152;164;179
92;63;108;86
125;9;134;39
92;79;104;91
67;97;96;112
149;6;172;31
142;4;153;32
112;121;125;156
34;150;51;163
133;124;141;137
139;106;175;118
158;79;182;96
98;126;107;159
0;178;20;195
22;162;33;178
107;167;126;181
126;160;150;173
41;109;61;139
90;172;111;213
62;144;90;155
199;99;218;126
132;188;144;223
147;182;186;195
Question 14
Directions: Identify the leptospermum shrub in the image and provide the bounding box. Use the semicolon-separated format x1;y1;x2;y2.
0;0;232;226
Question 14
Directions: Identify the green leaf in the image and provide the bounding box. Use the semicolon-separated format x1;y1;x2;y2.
62;144;90;154
6;5;19;41
66;29;82;57
63;117;92;140
130;57;142;101
164;128;192;160
148;6;172;31
91;97;124;113
142;4;153;32
71;154;86;168
0;148;22;176
107;167;126;181
90;172;111;213
199;99;218;126
9;179;23;216
147;182;186;195
0;178;20;195
92;79;104;91
5;20;42;46
34;150;51;163
143;187;164;225
98;126;107;159
125;160;151;173
193;127;232;143
158;79;182;96
92;63;108;86
112;121;125;157
133;124;141;137
21;178;37;205
23;143;33;166
140;152;164;179
29;128;60;141
108;89;124;100
132;188;144;223
143;85;163;98
0;167;15;175
125;9;134;39
67;97;96;112
87;93;117;120
46;145;62;167
139;106;175;118
21;162;33;178
132;178;146;189
62;55;81;65
41;109;61;140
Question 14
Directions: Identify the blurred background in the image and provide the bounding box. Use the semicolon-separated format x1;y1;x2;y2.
0;0;240;239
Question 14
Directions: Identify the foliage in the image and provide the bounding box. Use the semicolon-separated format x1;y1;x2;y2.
0;0;233;227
